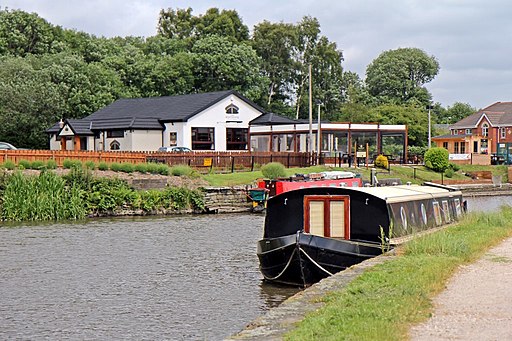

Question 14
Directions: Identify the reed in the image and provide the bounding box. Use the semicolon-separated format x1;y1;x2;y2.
2;171;87;221
285;208;512;341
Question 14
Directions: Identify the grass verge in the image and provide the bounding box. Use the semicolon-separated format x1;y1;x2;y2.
284;207;512;341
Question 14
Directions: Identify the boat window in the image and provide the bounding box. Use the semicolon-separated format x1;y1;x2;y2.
432;201;442;226
304;195;350;239
309;201;325;236
421;203;427;225
454;199;462;217
442;200;451;223
330;201;345;238
400;206;408;230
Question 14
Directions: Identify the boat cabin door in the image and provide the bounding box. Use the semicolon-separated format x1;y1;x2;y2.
303;195;350;239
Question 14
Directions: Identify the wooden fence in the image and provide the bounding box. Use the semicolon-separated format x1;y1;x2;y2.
0;150;314;172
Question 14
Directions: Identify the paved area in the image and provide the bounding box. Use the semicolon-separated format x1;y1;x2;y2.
410;237;512;341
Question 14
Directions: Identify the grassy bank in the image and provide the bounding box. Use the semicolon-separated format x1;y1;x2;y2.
284;207;512;340
202;163;508;187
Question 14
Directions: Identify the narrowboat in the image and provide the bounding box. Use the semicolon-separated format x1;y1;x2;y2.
257;183;465;287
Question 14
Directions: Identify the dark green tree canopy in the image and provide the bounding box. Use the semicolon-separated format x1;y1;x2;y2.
365;47;440;106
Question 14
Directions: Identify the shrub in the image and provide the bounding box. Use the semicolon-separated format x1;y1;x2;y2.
46;160;57;170
18;160;31;169
2;160;16;170
84;161;96;170
98;162;109;171
109;162;122;172
63;159;82;169
156;164;170;175
171;164;193;176
444;168;454;178
424;147;449;172
119;163;134;173
374;154;389;169
146;162;161;174
449;163;460;172
30;160;46;170
261;162;286;179
135;163;148;173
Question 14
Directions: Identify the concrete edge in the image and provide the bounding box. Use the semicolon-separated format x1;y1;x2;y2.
227;251;397;340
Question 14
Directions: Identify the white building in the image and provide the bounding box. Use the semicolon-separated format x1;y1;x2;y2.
47;90;266;152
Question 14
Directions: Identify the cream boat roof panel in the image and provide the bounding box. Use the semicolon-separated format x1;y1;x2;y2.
347;185;462;203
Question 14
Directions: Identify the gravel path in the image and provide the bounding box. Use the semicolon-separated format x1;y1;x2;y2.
410;237;512;341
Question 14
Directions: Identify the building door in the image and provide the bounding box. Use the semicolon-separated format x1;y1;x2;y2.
473;141;478;153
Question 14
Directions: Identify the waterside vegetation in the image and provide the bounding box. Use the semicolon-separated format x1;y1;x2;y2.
0;168;205;222
284;207;512;340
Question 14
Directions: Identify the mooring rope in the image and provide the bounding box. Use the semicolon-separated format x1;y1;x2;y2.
298;246;334;276
261;247;297;281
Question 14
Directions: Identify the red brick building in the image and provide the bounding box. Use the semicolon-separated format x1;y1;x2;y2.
432;102;512;165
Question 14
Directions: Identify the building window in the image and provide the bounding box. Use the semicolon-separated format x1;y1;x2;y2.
501;128;506;139
169;132;177;146
225;104;239;114
191;127;214;150
443;142;448;150
226;128;248;150
454;142;459;154
110;140;120;150
107;130;124;138
465;129;471;135
460;143;466;154
482;123;488;137
454;130;458;135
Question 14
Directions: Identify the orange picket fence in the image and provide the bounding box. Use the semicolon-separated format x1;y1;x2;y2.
0;150;314;172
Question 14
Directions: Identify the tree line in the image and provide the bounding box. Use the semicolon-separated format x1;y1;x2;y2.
0;7;476;149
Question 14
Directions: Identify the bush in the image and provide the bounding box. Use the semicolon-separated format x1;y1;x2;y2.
135;163;148;173
119;163;134;173
18;160;31;169
30;160;46;170
46;160;57;170
109;162;122;172
156;164;170;175
171;164;193;176
424;147;449;172
374;154;389;169
98;162;109;171
146;162;161;174
84;161;96;170
449;163;460;172
444;168;454;178
261;162;286;179
63;159;82;169
2;160;16;170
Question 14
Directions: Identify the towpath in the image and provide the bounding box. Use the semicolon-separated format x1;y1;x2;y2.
410;236;512;341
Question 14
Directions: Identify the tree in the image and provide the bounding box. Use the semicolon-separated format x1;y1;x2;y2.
442;102;476;124
365;48;439;106
157;7;195;40
251;20;296;110
0;9;56;56
191;35;267;100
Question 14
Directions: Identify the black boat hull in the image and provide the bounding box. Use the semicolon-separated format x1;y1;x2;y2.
257;232;384;287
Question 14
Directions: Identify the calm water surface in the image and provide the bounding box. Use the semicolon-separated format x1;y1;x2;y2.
466;195;512;212
0;214;298;340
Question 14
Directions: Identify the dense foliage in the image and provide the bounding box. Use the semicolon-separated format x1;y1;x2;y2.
0;169;205;221
0;8;476;150
424;147;450;172
261;162;287;179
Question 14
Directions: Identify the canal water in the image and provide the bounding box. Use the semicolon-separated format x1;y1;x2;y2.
0;214;298;340
0;196;508;340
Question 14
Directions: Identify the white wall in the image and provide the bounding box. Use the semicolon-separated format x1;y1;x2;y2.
183;94;263;151
130;130;162;151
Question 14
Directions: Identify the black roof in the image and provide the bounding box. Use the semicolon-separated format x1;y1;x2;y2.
250;112;298;125
47;90;265;135
87;90;264;123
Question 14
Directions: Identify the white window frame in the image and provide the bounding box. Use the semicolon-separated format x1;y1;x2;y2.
482;123;488;137
501;127;506;139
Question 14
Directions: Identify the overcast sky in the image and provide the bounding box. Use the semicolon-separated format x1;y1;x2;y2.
3;0;511;110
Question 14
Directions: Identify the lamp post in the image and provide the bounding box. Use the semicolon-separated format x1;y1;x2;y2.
316;101;322;159
427;105;434;148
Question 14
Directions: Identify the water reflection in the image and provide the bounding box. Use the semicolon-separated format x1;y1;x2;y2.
466;195;512;213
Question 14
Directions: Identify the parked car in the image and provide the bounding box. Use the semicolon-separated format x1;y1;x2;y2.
0;142;17;150
157;146;192;153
